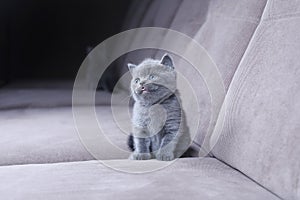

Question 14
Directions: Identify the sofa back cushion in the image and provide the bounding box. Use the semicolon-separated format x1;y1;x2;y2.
212;0;300;199
186;0;268;146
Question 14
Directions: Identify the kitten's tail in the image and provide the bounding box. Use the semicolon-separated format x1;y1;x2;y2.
127;134;135;151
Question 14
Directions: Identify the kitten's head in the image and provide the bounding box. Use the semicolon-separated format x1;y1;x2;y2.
128;54;176;105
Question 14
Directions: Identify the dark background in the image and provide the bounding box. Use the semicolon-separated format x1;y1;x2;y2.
0;0;131;86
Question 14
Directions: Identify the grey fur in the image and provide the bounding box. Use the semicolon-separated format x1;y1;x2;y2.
128;54;191;161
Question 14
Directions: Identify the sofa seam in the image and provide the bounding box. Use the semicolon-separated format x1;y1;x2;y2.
213;156;284;200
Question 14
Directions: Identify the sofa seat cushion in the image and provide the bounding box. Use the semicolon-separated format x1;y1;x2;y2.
0;106;130;166
0;158;279;200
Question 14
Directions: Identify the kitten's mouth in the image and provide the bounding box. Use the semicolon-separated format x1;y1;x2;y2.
136;84;159;95
141;86;147;92
139;86;148;94
136;86;149;95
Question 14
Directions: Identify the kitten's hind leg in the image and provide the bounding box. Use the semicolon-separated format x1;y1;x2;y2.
127;134;135;151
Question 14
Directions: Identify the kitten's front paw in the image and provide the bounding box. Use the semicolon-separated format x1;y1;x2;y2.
156;150;175;161
129;152;151;160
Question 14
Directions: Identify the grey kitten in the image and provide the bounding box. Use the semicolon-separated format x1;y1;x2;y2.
127;54;191;161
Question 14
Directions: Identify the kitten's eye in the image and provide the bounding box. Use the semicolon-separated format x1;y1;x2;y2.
134;78;140;84
149;74;156;80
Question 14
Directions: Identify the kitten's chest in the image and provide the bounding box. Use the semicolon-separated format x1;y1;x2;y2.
132;106;150;127
133;104;167;134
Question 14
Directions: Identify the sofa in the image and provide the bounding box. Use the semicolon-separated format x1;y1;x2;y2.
0;0;299;199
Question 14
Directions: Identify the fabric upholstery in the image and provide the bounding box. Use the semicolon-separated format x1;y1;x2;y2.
212;0;300;199
0;106;131;165
189;0;268;146
0;158;280;200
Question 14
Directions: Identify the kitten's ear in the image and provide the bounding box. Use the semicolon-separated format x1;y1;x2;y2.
127;63;137;73
160;54;174;69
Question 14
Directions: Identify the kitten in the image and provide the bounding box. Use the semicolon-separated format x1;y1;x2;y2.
127;54;191;161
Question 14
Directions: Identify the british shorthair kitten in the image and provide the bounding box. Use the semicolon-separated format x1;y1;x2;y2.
127;54;191;161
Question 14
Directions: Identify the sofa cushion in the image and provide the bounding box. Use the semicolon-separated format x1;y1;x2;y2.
0;158;280;200
0;105;131;166
211;0;300;199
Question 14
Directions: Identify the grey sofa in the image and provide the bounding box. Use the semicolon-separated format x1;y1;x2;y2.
0;0;299;199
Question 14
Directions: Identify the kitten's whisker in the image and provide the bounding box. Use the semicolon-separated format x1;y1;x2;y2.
121;93;133;102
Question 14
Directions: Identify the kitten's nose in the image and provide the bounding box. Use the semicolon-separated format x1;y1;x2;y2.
139;81;145;86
